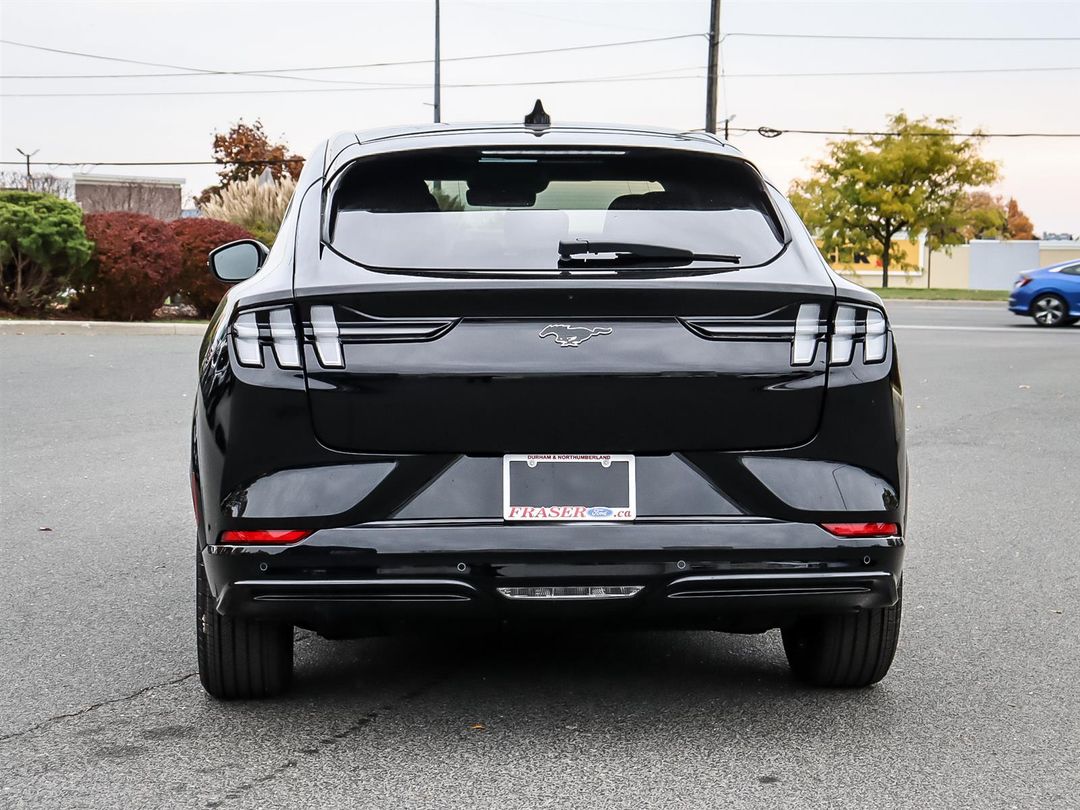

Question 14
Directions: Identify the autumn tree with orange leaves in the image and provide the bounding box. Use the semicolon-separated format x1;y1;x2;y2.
1005;198;1036;240
196;120;303;206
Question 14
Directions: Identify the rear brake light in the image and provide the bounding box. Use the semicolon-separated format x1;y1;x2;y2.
220;529;312;544
830;306;857;365
232;307;301;369
310;305;344;368
684;302;887;368
821;522;899;537
791;304;822;365
304;306;458;369
268;309;301;368
233;312;262;366
864;309;887;362
1015;277;1032;288
829;304;889;366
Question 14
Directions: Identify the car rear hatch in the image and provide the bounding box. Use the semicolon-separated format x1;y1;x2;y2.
299;140;836;454
299;279;833;454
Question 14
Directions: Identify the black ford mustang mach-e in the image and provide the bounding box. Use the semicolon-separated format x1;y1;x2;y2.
192;110;906;699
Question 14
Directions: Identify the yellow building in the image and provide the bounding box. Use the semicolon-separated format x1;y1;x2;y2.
823;235;1080;290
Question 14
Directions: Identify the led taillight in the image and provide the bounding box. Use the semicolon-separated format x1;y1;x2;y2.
864;309;887;363
232;307;301;369
310;305;344;368
233;312;262;366
827;305;889;366
821;522;899;538
791;304;822;365
269;308;301;368
1015;277;1032;288
220;529;312;544
831;306;857;365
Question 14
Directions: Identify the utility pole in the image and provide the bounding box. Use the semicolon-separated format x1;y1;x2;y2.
433;0;441;124
16;148;38;191
705;0;721;133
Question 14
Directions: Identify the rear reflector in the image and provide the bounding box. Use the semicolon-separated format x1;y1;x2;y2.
220;529;312;544
821;522;899;538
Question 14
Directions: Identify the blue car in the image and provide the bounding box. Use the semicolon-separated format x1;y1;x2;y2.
1008;259;1080;327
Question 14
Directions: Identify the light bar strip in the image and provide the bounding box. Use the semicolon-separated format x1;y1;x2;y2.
831;306;857;365
792;303;822;365
268;308;301;369
864;309;888;362
310;305;344;368
232;312;262;367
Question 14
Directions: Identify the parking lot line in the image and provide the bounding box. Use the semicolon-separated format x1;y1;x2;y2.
893;324;1078;333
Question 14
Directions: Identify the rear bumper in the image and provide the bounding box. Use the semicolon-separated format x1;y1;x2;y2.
203;520;904;636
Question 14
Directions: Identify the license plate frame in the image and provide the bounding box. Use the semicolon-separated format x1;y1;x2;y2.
502;454;636;522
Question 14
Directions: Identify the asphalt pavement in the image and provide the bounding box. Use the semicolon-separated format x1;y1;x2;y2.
1;300;1078;809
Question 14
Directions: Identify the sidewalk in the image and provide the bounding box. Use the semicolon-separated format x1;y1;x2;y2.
0;320;208;336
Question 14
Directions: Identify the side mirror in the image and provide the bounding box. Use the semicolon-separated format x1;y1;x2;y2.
208;239;269;283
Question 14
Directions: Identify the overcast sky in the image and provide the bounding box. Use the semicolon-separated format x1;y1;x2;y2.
2;0;1078;232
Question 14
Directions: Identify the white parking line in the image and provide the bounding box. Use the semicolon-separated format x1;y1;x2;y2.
903;305;1008;312
893;324;1078;334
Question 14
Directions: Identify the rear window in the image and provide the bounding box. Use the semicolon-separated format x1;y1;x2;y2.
327;147;787;272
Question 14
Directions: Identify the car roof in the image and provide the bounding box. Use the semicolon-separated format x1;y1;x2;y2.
323;122;745;177
1042;258;1080;271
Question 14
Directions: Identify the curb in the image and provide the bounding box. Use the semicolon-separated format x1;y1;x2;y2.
879;298;1005;306
0;320;208;336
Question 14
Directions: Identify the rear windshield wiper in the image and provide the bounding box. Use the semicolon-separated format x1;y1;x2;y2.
558;240;741;268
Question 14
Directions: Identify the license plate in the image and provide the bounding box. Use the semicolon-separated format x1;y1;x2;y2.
502;454;636;521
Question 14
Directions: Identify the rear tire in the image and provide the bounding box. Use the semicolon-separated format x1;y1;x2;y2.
1030;294;1069;327
197;553;293;699
782;583;902;688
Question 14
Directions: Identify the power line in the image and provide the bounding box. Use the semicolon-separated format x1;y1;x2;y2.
729;65;1080;79
4;126;1079;170
3;62;1075;97
5;29;1078;81
0;34;705;80
0;38;400;89
734;126;1080;139
0;160;304;167
723;31;1080;42
0;70;708;98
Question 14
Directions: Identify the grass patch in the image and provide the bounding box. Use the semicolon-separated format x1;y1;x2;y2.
868;287;1009;301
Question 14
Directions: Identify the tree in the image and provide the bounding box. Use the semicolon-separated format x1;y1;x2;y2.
78;213;182;320
958;191;1008;240
790;114;999;287
169;218;253;316
0;190;92;312
196;120;303;206
0;171;74;199
1005;198;1035;240
199;175;297;246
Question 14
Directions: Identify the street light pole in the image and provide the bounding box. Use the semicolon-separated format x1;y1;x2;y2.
705;0;721;133
16;148;38;191
433;0;441;124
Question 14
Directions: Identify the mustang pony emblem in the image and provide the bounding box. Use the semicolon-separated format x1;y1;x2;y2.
539;324;613;347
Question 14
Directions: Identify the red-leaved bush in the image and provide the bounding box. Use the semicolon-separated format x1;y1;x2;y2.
169;218;253;316
79;213;182;320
